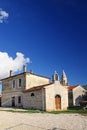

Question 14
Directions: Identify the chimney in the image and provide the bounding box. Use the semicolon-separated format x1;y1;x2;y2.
23;65;27;72
10;70;13;77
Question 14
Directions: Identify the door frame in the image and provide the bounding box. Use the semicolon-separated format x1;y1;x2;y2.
12;96;15;107
55;95;61;110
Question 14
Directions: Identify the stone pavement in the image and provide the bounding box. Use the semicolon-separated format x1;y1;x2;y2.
0;108;87;130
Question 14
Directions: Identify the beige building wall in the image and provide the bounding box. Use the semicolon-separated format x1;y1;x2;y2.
73;86;86;106
26;73;50;89
45;81;68;111
45;84;55;111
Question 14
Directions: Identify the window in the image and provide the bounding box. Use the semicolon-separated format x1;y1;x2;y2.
18;96;21;103
19;79;22;87
13;80;16;88
31;93;35;96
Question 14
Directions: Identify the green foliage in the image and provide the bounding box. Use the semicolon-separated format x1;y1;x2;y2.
0;108;87;114
48;109;87;114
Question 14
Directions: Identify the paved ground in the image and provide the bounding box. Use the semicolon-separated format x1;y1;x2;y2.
0;108;87;130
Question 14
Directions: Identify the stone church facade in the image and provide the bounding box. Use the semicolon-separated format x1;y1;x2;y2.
23;81;68;111
1;66;86;111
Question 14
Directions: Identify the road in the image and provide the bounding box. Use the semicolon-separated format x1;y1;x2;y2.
0;110;87;130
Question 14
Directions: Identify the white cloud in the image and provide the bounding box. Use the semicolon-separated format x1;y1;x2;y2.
0;52;30;79
0;8;9;23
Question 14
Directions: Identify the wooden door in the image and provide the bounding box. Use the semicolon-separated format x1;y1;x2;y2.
55;95;61;110
12;97;15;107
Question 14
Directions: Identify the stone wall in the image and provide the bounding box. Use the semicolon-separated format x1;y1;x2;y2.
23;89;44;110
2;91;23;107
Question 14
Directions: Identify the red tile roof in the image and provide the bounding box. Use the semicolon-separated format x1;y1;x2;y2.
24;83;53;92
68;85;78;90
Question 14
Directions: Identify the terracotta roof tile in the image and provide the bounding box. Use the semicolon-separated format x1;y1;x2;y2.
24;83;53;92
68;85;78;90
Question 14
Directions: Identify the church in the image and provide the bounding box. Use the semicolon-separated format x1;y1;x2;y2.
1;66;86;111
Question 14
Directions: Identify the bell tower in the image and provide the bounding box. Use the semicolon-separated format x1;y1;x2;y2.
60;70;68;85
52;71;59;82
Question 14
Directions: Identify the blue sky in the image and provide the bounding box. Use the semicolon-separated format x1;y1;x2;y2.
0;0;87;86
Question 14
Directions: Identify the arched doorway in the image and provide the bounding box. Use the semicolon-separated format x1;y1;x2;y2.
55;95;61;110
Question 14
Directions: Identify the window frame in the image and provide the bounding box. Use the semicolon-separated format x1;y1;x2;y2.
18;96;21;104
19;79;22;87
31;93;35;97
12;80;16;88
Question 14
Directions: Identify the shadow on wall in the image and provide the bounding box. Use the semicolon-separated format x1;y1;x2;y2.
75;93;87;106
75;95;83;106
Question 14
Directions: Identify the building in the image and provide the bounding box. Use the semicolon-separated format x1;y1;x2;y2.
1;66;86;111
68;85;86;107
0;94;1;107
1;66;68;111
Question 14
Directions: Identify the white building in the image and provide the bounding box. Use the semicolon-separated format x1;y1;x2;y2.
1;66;86;111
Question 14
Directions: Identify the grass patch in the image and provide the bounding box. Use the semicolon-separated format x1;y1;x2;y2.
0;108;87;115
48;109;87;114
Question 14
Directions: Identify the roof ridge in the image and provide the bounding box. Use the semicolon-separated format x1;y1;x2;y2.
24;83;53;92
68;85;78;90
